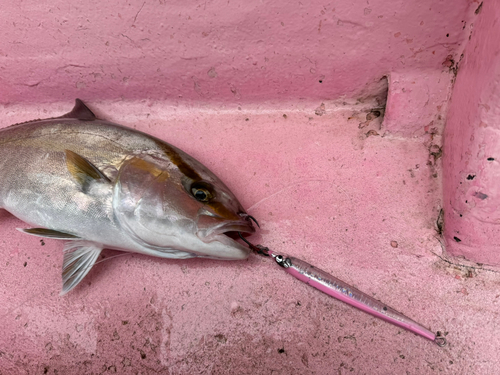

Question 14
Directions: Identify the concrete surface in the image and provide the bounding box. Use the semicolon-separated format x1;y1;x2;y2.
1;0;499;374
443;0;500;266
1;100;499;374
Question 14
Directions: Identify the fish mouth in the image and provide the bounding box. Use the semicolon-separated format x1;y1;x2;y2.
198;219;256;253
211;221;256;241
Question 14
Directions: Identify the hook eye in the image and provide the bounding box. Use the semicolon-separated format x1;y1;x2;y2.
434;335;447;347
274;254;292;268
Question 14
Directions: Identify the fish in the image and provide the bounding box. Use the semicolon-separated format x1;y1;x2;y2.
0;99;255;294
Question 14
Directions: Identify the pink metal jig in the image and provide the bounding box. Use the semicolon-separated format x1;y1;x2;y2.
238;235;446;347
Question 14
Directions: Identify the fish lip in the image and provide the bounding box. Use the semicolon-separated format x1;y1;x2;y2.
212;232;252;256
194;221;255;258
215;223;256;255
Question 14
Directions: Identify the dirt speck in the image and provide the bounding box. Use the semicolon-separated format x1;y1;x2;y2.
473;191;488;200
315;103;326;116
475;2;483;14
365;130;379;137
207;67;217;78
215;334;227;344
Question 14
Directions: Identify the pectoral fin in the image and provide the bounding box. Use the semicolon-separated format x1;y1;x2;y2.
17;228;80;239
65;150;110;192
61;241;103;295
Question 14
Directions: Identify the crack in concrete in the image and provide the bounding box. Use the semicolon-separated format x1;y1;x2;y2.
431;247;500;274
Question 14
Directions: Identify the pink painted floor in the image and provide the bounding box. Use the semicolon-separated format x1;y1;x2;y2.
1;100;499;374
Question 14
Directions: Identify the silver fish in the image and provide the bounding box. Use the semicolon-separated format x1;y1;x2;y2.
0;99;255;294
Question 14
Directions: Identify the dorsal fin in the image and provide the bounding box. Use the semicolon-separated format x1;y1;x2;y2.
65;150;110;192
2;99;97;129
60;99;96;121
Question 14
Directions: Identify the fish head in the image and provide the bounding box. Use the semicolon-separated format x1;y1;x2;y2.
113;150;255;259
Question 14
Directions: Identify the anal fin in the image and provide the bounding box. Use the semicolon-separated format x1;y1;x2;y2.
61;241;103;295
18;228;80;239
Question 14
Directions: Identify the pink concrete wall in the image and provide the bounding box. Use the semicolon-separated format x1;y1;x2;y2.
0;0;472;119
443;1;500;266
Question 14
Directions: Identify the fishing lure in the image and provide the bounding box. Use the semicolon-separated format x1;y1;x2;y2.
239;234;446;346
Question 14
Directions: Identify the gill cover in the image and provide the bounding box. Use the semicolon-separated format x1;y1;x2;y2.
112;154;202;254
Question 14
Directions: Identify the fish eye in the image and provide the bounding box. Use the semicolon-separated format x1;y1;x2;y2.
192;188;210;202
190;182;214;202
